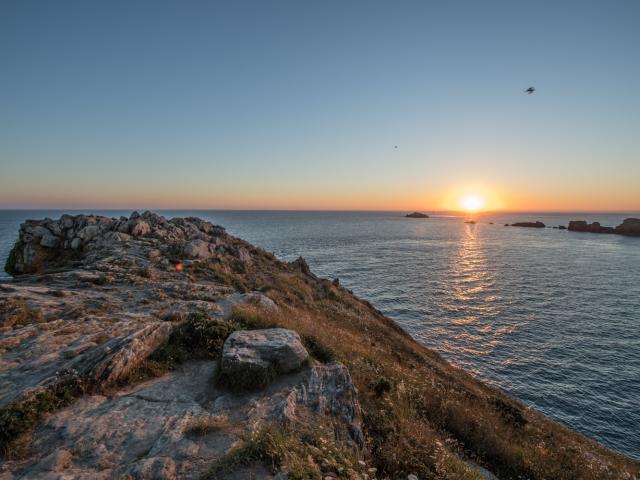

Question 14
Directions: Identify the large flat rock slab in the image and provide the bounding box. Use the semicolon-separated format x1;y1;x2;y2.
0;273;232;409
3;362;234;480
2;359;363;479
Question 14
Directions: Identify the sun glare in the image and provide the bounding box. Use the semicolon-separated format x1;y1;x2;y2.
460;195;485;212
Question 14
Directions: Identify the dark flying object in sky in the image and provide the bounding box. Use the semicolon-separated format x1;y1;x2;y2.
394;145;398;149
525;87;536;94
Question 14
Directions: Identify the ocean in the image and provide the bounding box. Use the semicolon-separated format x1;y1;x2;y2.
1;209;639;460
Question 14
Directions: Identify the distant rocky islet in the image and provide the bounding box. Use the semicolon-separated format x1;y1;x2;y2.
474;216;640;237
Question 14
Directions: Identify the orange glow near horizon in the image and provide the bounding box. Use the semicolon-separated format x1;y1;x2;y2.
1;179;639;213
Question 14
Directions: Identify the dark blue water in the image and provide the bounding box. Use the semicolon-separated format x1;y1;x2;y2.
1;210;639;459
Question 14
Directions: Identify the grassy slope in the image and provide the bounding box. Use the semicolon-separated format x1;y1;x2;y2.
192;236;639;480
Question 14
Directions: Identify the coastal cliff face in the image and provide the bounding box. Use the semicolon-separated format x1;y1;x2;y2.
1;212;638;480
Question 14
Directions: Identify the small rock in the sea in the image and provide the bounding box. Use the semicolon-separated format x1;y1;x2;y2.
511;221;545;228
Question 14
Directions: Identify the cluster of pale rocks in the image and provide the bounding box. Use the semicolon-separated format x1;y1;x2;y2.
0;212;367;480
7;211;247;276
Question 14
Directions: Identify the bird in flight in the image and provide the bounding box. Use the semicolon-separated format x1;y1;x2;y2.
525;86;536;94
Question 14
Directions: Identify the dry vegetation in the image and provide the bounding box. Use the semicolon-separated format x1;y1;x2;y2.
189;246;639;480
0;297;44;328
205;422;367;480
184;415;231;437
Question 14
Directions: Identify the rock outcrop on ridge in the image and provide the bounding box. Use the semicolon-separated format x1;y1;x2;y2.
1;212;638;480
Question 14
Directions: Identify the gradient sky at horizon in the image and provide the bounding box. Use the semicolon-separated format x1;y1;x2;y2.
1;0;639;211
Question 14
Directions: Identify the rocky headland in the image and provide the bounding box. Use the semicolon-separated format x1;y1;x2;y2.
0;212;638;480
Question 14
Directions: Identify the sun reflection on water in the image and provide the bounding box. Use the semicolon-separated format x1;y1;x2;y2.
432;223;509;369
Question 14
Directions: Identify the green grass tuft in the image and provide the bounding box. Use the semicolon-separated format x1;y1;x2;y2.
122;312;239;385
0;373;84;457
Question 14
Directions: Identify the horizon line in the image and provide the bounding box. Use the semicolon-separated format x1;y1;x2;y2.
0;207;639;215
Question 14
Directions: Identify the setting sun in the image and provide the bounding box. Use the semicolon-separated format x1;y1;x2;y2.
460;194;486;212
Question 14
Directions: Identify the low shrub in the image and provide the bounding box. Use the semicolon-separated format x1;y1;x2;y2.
301;334;336;363
0;371;84;456
124;312;239;383
177;312;238;358
373;377;393;397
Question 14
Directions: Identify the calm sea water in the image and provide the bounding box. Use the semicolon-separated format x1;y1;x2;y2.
1;210;639;459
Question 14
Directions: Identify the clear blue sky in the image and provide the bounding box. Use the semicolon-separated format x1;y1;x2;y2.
1;0;639;210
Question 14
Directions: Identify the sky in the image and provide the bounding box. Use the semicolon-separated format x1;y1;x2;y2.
1;0;639;211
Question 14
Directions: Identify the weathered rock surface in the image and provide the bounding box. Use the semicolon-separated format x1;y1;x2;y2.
0;286;173;409
4;211;227;275
221;329;309;389
511;221;545;228
280;362;364;450
3;357;362;479
0;213;364;479
0;274;229;411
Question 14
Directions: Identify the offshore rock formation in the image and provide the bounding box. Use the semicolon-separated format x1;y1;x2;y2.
568;220;615;234
404;212;429;218
511;221;545;228
1;212;638;480
568;218;640;236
